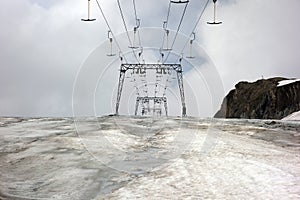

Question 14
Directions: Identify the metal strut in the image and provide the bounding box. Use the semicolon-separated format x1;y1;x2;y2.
115;63;186;116
176;66;186;116
115;68;126;115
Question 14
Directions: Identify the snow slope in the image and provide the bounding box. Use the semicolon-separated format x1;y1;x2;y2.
0;117;300;200
277;79;300;87
282;111;300;121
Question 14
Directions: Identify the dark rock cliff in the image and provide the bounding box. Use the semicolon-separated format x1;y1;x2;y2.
214;77;300;119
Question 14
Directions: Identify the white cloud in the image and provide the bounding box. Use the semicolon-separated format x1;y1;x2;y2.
0;0;299;117
199;0;300;91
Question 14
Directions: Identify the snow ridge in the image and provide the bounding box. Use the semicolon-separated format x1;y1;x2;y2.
277;79;300;87
282;111;300;121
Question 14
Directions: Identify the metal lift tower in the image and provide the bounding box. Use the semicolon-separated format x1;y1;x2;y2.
115;63;186;117
81;0;222;117
135;96;168;116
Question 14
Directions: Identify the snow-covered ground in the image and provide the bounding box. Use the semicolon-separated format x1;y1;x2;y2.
277;79;300;87
282;111;300;121
0;117;300;200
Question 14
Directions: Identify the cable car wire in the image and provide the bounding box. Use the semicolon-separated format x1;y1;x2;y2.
133;0;138;22
161;2;171;49
166;1;172;26
95;0;128;62
160;1;172;51
132;0;147;95
117;0;140;63
163;2;188;63
133;0;143;50
160;1;189;97
179;0;209;56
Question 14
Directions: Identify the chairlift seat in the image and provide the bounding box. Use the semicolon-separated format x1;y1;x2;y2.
81;19;96;22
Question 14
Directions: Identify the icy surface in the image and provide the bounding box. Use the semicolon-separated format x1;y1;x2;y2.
277;79;300;87
282;111;300;121
0;117;300;199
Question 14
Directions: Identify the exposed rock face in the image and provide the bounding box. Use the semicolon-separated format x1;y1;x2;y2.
215;77;300;119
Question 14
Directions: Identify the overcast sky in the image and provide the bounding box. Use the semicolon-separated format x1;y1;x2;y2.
0;0;299;117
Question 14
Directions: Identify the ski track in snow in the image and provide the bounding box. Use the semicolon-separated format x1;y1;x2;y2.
0;117;300;200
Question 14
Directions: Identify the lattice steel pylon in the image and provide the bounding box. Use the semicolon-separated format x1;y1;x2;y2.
115;63;186;117
135;96;168;116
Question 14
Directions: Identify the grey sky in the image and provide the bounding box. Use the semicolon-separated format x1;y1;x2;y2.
0;0;299;117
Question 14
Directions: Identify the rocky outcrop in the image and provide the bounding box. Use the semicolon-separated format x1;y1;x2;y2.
215;77;300;119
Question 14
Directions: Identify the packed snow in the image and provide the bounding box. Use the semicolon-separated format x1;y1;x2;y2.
0;117;300;199
277;79;300;87
282;111;300;121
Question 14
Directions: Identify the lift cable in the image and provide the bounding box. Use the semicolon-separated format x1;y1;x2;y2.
117;0;140;63
133;74;141;97
161;0;209;105
154;48;166;98
160;1;172;50
179;0;209;56
133;0;143;50
166;1;172;26
162;65;176;98
163;1;189;63
94;0;128;62
133;0;139;22
131;0;148;98
162;77;170;97
160;1;189;96
94;0;141;106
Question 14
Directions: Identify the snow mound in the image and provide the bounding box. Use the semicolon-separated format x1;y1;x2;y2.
277;79;300;87
282;111;300;121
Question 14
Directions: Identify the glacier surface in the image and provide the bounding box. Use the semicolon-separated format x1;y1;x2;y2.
0;116;300;199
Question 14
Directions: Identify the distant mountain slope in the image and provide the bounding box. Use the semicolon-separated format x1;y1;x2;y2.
215;77;300;119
